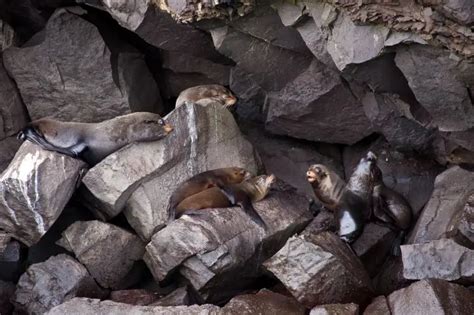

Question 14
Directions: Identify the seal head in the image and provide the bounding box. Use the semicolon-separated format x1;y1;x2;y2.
175;84;237;108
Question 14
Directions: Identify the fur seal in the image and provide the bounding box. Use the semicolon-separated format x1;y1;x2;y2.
175;85;237;108
175;174;276;228
17;112;173;165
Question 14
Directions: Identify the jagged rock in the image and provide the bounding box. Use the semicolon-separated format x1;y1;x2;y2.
0;137;21;173
144;187;312;302
13;254;104;315
0;142;87;246
363;296;390;315
0;280;15;315
110;289;160;306
100;0;150;31
310;303;359;315
395;45;474;132
3;9;161;122
0;20;16;51
446;193;474;247
409;166;474;244
301;210;336;236
387;279;474;314
401;239;474;282
272;1;305;27
0;238;24;282
151;287;193;307
372;256;411;296
57;220;145;289
438;0;474;25
264;231;373;308
0;239;20;262
82;102;258;236
0;231;10;252
265;59;372;145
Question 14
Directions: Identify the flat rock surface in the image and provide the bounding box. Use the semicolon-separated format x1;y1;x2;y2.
310;303;359;315
363;296;390;315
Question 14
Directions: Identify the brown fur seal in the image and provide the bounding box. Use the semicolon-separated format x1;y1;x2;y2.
17;112;173;165
175;85;237;108
175;174;276;228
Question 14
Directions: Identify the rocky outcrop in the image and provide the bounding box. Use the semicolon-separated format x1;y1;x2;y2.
310;303;359;315
0;142;87;246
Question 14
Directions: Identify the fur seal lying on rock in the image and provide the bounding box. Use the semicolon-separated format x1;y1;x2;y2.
175;85;237;108
17;112;173;165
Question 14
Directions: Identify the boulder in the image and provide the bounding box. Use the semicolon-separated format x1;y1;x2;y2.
0;237;24;282
99;0;150;31
0;137;21;173
0;231;10;253
81;102;258;235
310;303;359;315
363;296;390;315
438;0;474;24
0;141;87;246
0;280;15;315
301;210;336;236
446;193;474;248
264;231;373;308
144;187;312;302
409;166;474;244
109;289;160;306
0;20;16;51
13;254;104;315
265;59;372;145
57;220;145;289
372;256;411;296
401;238;474;282
3;8;161;122
0;238;20;262
387;279;474;314
150;286;194;307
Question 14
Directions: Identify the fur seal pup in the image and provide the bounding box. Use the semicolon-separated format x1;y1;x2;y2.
175;174;276;228
17;112;173;165
175;85;237;108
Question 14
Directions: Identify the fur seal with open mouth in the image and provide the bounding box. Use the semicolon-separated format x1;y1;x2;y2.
175;84;237;108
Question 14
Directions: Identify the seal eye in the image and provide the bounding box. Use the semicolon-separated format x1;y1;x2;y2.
144;120;156;124
158;119;165;126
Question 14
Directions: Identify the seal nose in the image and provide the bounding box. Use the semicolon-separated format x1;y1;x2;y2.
367;151;377;162
17;131;26;141
163;124;173;133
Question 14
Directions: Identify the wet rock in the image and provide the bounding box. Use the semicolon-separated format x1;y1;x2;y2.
57;220;145;289
363;296;390;315
265;59;372;145
409;166;474;244
0;141;87;246
301;210;336;236
0;280;15;315
387;279;474;314
264;231;373;308
150;286;193;307
310;303;359;315
446;193;474;247
13;254;104;315
100;0;150;31
3;9;161;122
395;44;474;132
401;238;474;282
0;137;21;173
144;187;312;302
82;102;257;235
110;289;160;306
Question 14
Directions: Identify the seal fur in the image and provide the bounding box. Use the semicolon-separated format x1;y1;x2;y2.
175;84;237;108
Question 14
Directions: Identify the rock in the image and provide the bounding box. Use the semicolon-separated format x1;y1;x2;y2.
0;238;24;282
0;141;87;246
0;239;20;262
272;1;305;27
394;44;474;132
151;286;193;307
0;137;21;173
401;238;474;282
363;296;390;315
0;231;10;252
301;210;336;236
13;254;104;315
438;0;474;24
446;193;474;248
57;220;145;289
100;0;150;31
310;303;359;315
144;187;312;302
372;256;411;296
81;102;257;234
0;280;15;315
387;279;474;314
110;289;160;306
0;20;16;51
3;9;161;122
264;231;373;308
265;59;372;145
409;166;474;244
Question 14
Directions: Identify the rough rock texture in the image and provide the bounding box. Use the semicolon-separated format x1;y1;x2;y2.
151;286;193;307
82;102;257;235
372;256;411;296
264;231;373;308
58;220;145;289
446;193;474;248
0;20;16;51
387;279;474;314
401;238;474;282
13;254;104;315
0;238;24;283
3;9;161;122
363;296;391;315
310;303;359;315
409;166;474;244
0;142;87;246
0;280;15;315
110;289;160;306
144;187;312;302
0;137;21;173
101;0;150;30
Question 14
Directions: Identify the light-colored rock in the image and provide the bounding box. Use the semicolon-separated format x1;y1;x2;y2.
363;296;390;315
310;303;359;315
446;193;474;247
101;0;150;31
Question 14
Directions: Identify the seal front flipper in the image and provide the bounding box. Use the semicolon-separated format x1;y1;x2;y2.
239;198;267;229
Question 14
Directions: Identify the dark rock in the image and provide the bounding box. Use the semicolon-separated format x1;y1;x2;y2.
0;20;16;51
3;8;161;122
13;254;104;315
437;0;474;24
0;237;25;282
150;286;193;307
264;231;373;308
0;137;21;173
265;59;372;145
57;220;145;289
0;239;20;262
109;289;161;306
372;256;411;296
387;279;474;314
0;280;15;315
0;231;10;252
310;303;359;315
363;296;390;315
301;210;336;236
0;142;87;246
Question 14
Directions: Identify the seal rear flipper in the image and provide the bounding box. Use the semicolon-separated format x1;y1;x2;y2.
338;208;364;243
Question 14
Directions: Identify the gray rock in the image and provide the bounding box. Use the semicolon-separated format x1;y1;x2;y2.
395;44;474;132
0;280;15;315
264;232;373;308
0;137;21;173
13;254;104;315
3;9;161;122
0;231;10;253
0;142;87;246
82;102;257;234
0;239;20;262
372;256;411;296
110;289;160;306
387;279;474;314
151;287;192;307
265;59;372;145
437;0;474;24
0;237;24;282
58;220;145;289
144;188;312;302
272;1;305;27
100;0;150;31
363;296;390;315
409;166;474;244
446;193;474;247
0;20;16;51
310;303;359;315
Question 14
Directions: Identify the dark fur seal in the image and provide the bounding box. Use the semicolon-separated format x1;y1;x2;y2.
17;112;173;165
175;85;237;108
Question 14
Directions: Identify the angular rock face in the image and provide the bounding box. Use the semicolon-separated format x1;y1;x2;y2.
310;303;359;315
0;137;21;173
446;193;474;247
264;232;373;308
100;0;150;31
387;279;474;314
144;187;312;302
110;289;160;306
401;239;474;282
13;254;103;315
151;287;193;307
3;9;161;122
58;220;145;289
0;142;87;246
0;280;15;315
82;102;257;234
0;20;16;51
363;296;390;315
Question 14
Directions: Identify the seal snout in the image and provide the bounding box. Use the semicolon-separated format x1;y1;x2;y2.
225;94;238;107
17;130;26;141
163;123;173;134
366;151;377;162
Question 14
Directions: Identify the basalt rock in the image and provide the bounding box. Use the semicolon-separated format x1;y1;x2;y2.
372;256;411;296
310;303;359;315
0;142;87;246
0;137;21;173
